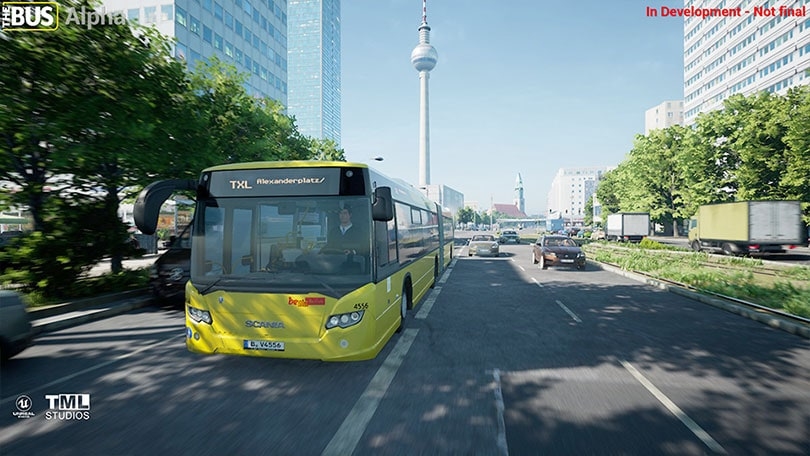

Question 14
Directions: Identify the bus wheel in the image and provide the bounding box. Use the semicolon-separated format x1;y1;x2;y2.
397;284;410;333
430;258;438;288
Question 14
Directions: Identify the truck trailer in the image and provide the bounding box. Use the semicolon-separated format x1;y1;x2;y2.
606;212;650;242
687;200;806;255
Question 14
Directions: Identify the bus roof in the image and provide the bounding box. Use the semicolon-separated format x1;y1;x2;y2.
203;160;369;172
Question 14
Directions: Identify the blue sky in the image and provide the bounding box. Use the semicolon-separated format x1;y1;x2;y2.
339;1;685;215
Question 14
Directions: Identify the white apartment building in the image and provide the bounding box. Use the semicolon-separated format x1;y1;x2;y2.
546;167;612;222
683;0;810;124
644;100;684;134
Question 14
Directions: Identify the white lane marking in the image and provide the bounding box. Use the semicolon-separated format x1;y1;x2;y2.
321;328;418;456
621;360;727;455
0;336;180;406
438;259;456;284
417;260;455;319
555;300;582;323
531;277;544;288
492;369;510;456
416;287;441;319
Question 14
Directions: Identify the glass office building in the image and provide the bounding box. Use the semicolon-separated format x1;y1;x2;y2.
104;0;288;104
287;0;341;144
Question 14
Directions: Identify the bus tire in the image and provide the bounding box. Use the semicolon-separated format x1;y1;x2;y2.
396;282;411;333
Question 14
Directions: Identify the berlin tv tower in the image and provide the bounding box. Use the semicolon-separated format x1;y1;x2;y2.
410;0;438;187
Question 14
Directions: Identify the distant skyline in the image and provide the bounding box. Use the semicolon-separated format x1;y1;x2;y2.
339;1;685;215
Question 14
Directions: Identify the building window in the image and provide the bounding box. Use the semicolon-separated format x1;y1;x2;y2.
214;33;223;50
189;16;200;34
161;4;173;21
175;6;186;26
143;6;156;24
127;8;139;22
175;42;187;60
214;2;223;20
203;25;212;43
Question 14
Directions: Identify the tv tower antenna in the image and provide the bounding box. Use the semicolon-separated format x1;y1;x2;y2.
411;0;438;187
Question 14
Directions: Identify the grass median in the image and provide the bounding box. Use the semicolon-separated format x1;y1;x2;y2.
582;240;810;319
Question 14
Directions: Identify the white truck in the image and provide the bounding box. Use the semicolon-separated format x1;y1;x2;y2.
606;212;650;242
688;200;806;255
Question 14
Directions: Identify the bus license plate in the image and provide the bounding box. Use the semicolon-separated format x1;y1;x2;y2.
244;340;285;351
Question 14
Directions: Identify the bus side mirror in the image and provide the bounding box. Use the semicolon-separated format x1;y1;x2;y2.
372;186;394;222
134;179;196;235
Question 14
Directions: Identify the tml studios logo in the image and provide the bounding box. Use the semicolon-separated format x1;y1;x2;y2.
45;393;91;420
1;2;59;31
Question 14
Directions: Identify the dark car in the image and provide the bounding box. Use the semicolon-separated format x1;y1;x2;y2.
0;290;33;361
532;235;586;270
150;225;191;304
499;230;520;244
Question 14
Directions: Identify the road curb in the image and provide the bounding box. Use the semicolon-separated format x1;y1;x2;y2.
28;288;150;319
28;288;155;335
593;261;810;340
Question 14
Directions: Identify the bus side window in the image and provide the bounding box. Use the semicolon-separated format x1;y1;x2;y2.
375;221;389;266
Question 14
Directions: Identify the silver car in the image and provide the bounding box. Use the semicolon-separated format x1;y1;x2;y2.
468;234;500;257
0;290;33;361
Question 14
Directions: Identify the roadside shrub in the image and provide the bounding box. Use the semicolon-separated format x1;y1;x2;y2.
639;238;667;250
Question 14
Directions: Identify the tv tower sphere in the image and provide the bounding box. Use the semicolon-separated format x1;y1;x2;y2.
411;36;438;71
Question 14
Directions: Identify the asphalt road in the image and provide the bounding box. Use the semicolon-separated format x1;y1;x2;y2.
2;241;809;455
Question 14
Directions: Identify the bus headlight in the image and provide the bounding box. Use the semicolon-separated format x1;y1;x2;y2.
188;305;213;325
326;310;364;329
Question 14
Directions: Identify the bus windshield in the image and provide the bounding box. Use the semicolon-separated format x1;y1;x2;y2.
191;195;372;297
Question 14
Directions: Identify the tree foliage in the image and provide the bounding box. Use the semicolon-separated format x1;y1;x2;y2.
1;2;346;296
597;86;810;228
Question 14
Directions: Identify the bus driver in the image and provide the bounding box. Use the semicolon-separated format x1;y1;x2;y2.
323;206;367;257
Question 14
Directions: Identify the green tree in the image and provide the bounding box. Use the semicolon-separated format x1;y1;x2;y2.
721;92;791;200
186;58;315;167
456;207;476;225
782;86;810;223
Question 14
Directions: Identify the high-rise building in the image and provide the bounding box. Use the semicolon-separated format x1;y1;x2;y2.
683;0;810;124
287;0;341;144
103;0;289;103
644;100;684;134
546;167;612;222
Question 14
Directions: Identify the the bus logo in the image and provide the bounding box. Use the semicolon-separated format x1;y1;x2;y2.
1;2;59;31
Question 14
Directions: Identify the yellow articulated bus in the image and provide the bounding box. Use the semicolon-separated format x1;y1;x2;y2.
134;161;453;361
